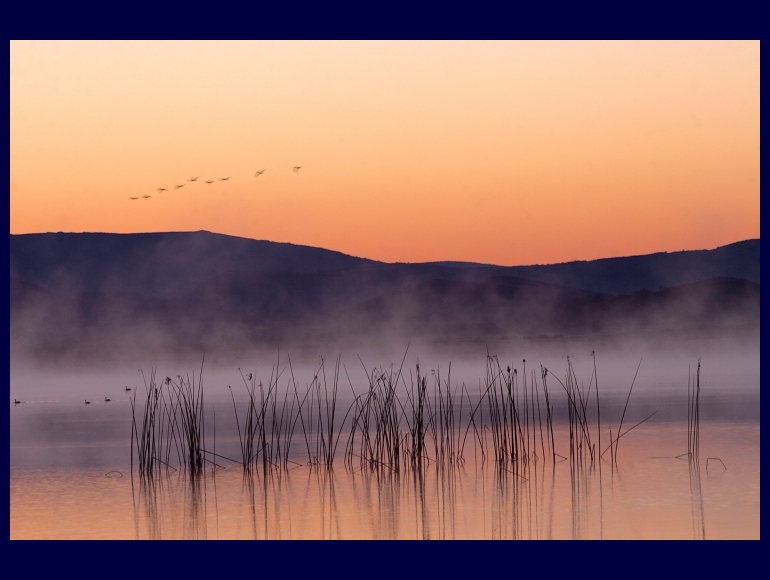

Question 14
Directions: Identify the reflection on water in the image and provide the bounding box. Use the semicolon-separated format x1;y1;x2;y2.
134;471;211;540
11;421;759;539
689;459;706;541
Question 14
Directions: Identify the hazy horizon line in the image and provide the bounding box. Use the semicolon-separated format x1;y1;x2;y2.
9;229;759;270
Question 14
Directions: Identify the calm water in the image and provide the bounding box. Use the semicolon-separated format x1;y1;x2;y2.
10;421;759;539
10;352;760;539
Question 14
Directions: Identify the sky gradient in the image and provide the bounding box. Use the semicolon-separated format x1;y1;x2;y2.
10;41;759;265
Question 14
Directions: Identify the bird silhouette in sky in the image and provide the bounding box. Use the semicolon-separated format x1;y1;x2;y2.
219;177;230;181
142;195;151;199
293;166;302;173
129;197;139;200
174;184;185;190
204;180;214;184
254;170;266;177
188;176;199;182
156;188;167;193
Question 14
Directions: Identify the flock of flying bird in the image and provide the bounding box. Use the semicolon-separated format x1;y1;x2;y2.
128;166;303;201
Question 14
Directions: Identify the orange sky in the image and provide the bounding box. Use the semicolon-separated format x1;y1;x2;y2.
10;41;759;265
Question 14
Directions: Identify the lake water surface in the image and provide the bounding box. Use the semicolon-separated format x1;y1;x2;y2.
10;351;760;539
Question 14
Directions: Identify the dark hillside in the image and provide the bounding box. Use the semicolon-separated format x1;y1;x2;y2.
10;232;759;360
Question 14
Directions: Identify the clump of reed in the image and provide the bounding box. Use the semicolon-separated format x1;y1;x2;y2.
230;355;353;474
676;358;702;464
129;350;659;480
543;357;594;468
345;357;470;472
344;354;555;475
230;361;294;474
683;359;705;539
479;356;547;470
130;361;207;480
687;359;701;462
296;356;349;468
344;359;407;470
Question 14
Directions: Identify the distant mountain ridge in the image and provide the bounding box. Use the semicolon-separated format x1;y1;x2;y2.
10;231;376;298
491;239;760;295
9;232;759;359
9;231;760;297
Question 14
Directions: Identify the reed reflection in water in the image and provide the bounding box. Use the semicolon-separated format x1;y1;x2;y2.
110;419;754;540
10;419;758;539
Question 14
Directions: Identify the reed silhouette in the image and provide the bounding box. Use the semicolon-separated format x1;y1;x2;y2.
129;349;655;485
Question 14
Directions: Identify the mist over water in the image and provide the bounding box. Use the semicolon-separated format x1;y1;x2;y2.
11;330;760;403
